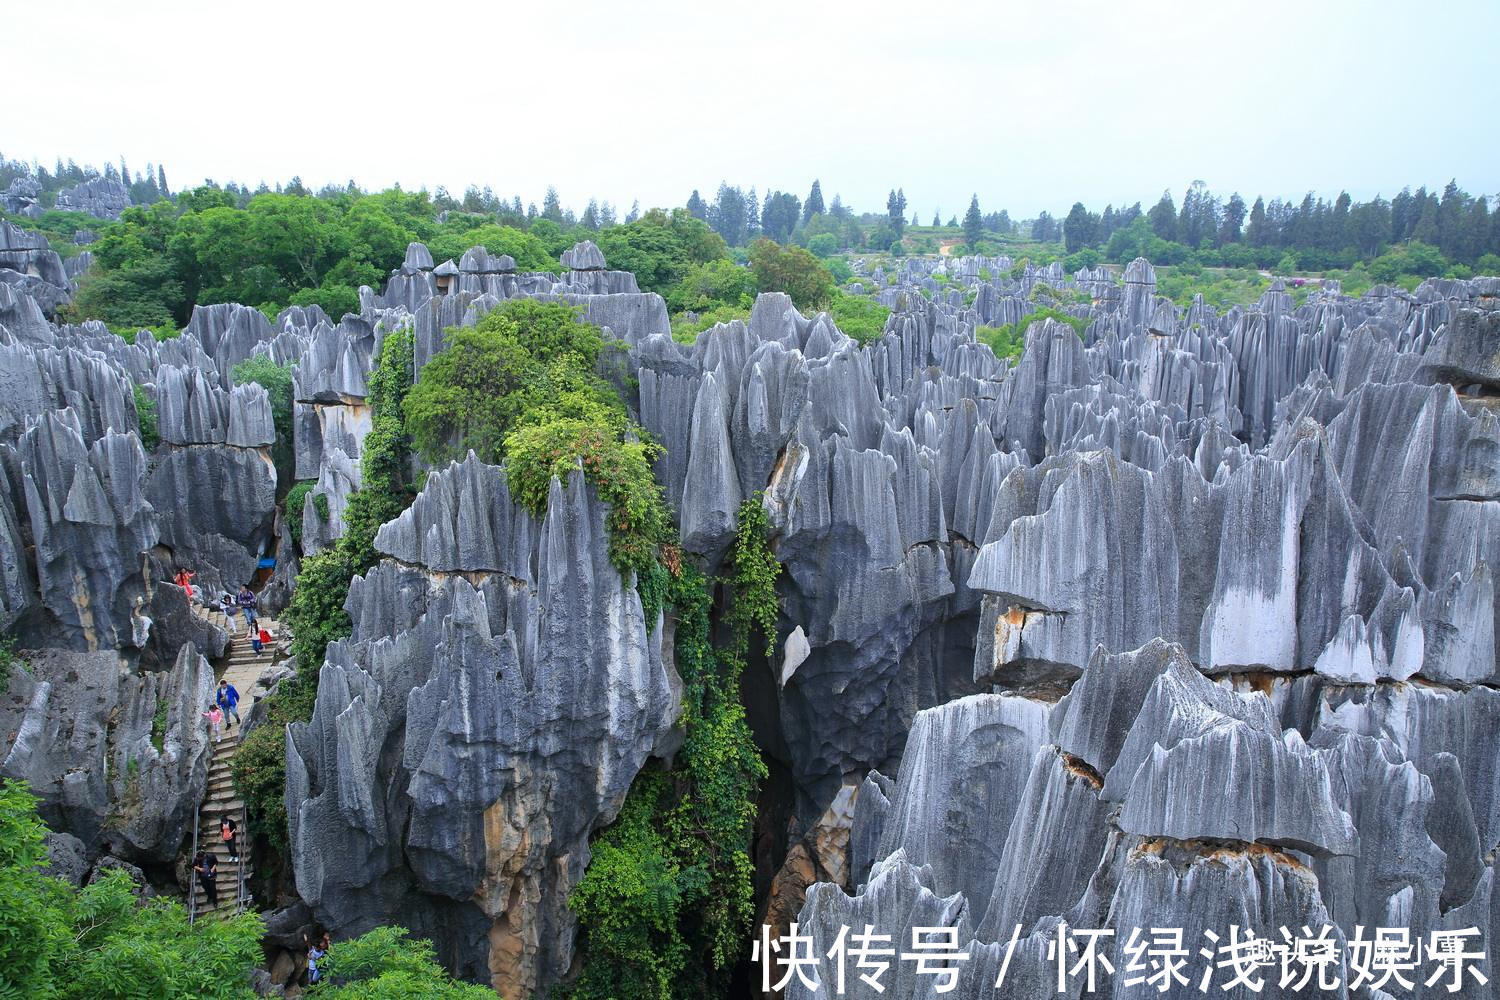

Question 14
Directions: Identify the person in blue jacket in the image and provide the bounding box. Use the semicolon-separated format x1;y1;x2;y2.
217;679;241;729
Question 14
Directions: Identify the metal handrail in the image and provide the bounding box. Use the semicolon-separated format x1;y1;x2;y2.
188;798;200;926
236;804;249;914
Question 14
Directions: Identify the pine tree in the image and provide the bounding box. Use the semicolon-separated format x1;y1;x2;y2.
963;195;983;248
1246;196;1269;246
686;189;707;220
625;200;640;224
887;189;908;235
1148;190;1177;241
804;180;824;222
746;189;759;234
582;199;601;230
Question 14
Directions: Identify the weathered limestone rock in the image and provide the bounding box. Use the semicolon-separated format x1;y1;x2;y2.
53;176;132;219
287;461;678;996
0;643;215;863
15;411;157;651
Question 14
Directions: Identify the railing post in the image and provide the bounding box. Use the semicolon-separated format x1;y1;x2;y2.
188;799;200;926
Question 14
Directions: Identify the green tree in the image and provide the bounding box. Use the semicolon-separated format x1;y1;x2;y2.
1148;189;1177;241
748;238;834;311
405;302;609;466
829;291;890;345
962;195;984;249
664;258;755;313
803;180;825;222
596;209;730;296
1063;201;1095;253
310;926;493;999
887;188;908;236
0;779;264;1000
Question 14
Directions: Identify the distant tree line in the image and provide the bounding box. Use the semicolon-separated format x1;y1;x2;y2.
1059;179;1500;275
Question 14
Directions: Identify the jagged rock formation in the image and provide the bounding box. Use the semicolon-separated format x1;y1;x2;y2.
767;259;1500;999
53;175;132;220
1;642;217;867
285;456;679;996
5;213;1500;999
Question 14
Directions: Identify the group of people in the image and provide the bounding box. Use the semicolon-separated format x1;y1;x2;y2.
175;568;275;655
220;585;274;653
189;815;239;908
202;679;241;742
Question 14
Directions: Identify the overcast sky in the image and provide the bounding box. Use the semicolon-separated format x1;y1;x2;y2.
8;0;1497;219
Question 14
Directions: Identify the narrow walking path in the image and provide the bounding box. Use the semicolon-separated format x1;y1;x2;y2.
188;604;288;918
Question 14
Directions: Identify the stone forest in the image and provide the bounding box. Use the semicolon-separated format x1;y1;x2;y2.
2;153;1500;1000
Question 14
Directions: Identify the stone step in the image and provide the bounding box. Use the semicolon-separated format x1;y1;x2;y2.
200;798;245;812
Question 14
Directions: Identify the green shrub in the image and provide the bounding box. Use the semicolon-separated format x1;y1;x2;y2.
0;779;264;999
405;301;608;466
829;291;890;345
664;259;754;314
1477;253;1500;276
670;305;752;344
748;238;834;311
150;699;168;753
132;383;158;451
288;282;358;320
807;233;839;258
505;420;669;578
284;481;316;543
311;925;493;998
977;306;1087;362
976;324;1025;362
231;356;294;493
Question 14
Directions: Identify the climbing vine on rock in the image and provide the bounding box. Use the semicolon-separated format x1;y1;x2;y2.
563;497;779;999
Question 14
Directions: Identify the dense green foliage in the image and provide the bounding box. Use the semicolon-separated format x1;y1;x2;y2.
669;305;751;344
230;356;294;492
597;209;729;296
506;421;669;577
0;634;17;697
132;383;158;451
563;497;775;999
309;926;494;999
828;290;890;345
235;328;416;860
0;780;264;1000
409;300;673;577
748;238;834;311
406;301;613;464
663;258;755;314
976;306;1089;362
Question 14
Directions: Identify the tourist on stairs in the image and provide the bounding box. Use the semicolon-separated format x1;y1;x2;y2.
217;679;241;728
203;703;223;742
193;850;218;908
221;815;239;863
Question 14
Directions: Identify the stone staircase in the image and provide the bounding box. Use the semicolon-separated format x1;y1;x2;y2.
189;605;287;918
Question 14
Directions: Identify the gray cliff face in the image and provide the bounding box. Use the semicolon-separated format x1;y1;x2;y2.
287;456;678;996
1;643;216;864
778;259;1500;999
